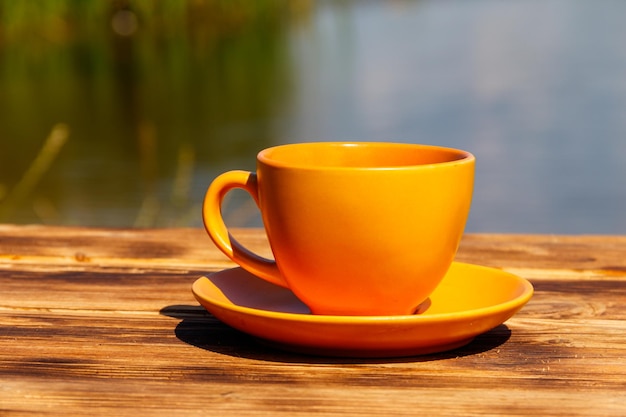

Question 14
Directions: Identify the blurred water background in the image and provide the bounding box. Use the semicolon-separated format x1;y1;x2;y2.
1;0;625;234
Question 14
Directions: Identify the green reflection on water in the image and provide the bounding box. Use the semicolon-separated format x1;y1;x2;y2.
0;1;307;226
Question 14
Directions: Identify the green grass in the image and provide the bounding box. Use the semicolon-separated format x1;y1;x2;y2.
0;0;309;226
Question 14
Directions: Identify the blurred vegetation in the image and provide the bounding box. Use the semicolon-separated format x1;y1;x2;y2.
0;0;309;226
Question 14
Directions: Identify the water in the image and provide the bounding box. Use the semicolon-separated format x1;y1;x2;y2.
1;0;625;234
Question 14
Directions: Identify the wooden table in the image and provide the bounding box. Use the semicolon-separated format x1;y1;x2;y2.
1;225;625;416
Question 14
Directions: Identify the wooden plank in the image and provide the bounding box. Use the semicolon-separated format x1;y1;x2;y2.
2;307;625;411
2;225;626;271
1;226;625;416
2;311;625;416
456;233;626;271
0;225;268;269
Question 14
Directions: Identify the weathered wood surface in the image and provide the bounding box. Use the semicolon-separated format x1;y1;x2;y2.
1;225;625;416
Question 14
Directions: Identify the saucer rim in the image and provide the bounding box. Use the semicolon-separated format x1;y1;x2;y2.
192;262;534;323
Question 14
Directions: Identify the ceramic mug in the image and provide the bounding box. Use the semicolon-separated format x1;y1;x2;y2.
202;142;475;316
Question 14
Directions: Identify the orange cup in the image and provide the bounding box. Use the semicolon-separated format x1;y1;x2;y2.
203;142;474;316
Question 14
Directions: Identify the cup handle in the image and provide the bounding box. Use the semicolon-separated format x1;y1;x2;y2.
202;170;287;288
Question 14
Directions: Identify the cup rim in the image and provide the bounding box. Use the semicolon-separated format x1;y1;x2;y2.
257;142;474;170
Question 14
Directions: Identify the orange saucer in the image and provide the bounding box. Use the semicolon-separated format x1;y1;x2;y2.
192;262;533;357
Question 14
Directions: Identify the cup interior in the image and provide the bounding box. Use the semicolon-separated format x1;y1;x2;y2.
259;142;472;169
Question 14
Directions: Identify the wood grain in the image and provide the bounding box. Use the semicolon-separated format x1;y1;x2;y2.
1;225;625;416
